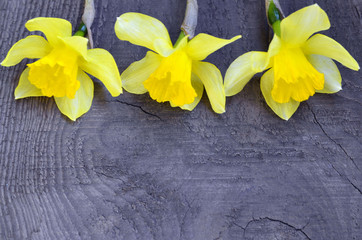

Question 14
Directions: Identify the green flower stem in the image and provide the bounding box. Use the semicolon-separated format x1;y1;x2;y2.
266;0;284;37
74;22;87;37
174;31;187;47
271;21;281;37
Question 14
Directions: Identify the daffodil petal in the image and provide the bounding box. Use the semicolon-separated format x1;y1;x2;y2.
187;34;241;61
162;35;189;57
115;12;173;56
54;70;94;121
303;34;360;71
1;36;51;67
268;34;282;58
60;36;88;58
121;51;162;94
281;4;330;46
153;38;175;57
180;73;204;111
307;55;342;94
192;61;225;114
224;51;269;96
25;17;72;47
14;68;43;99
261;69;300;120
79;48;122;97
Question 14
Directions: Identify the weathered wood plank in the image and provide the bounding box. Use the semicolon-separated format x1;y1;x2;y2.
0;0;361;239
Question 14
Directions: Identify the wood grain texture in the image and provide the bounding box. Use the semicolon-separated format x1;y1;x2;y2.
0;0;361;239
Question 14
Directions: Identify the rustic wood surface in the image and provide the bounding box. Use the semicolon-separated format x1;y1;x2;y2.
0;0;361;239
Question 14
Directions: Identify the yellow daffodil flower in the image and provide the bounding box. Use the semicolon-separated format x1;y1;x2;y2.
115;13;241;113
224;4;359;120
1;17;122;121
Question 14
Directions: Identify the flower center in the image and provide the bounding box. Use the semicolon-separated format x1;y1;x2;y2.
272;46;324;103
28;46;80;99
143;50;196;107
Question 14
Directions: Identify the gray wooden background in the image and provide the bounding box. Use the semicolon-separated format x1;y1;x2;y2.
0;0;361;239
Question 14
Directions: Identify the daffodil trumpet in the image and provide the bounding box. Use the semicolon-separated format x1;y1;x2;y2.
224;2;359;120
1;17;122;121
115;9;241;113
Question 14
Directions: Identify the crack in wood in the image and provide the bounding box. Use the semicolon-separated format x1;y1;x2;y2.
241;217;312;240
307;103;360;171
113;100;163;121
331;164;362;195
307;104;362;196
